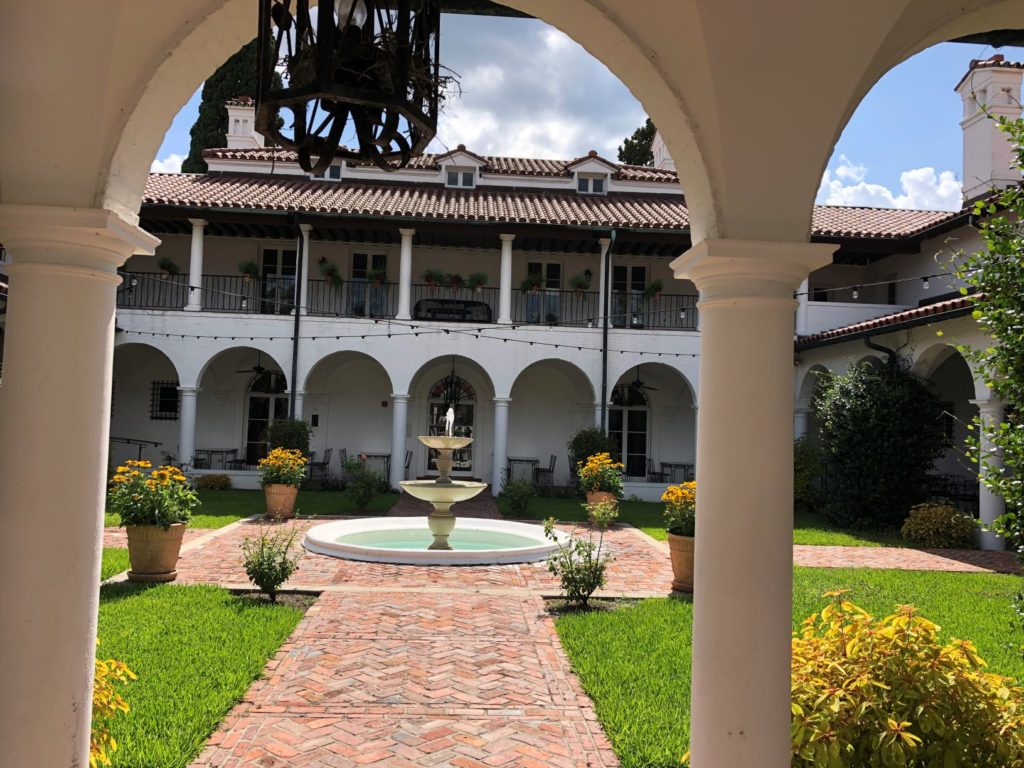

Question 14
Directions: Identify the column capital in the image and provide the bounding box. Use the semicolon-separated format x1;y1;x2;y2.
493;397;512;406
177;386;201;395
399;227;416;238
970;398;1006;416
499;233;516;243
0;204;160;274
598;236;611;249
298;222;313;234
391;392;411;402
671;238;835;302
188;217;208;229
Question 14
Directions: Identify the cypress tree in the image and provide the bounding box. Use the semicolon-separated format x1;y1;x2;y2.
617;117;656;166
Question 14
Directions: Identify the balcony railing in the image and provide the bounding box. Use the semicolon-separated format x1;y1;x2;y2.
116;272;699;331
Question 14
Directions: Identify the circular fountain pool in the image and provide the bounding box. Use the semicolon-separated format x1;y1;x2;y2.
303;517;567;565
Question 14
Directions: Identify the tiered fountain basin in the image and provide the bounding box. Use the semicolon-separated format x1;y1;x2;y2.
303;434;568;565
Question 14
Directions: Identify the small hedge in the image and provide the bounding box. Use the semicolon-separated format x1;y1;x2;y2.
901;502;976;549
195;474;232;491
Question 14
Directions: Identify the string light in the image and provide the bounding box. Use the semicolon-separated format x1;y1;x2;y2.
922;277;930;290
851;286;860;300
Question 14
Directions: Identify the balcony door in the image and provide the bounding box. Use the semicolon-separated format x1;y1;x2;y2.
261;248;297;315
351;252;387;317
611;264;646;327
608;385;649;480
525;261;561;324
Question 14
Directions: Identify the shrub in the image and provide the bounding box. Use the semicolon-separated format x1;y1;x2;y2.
195;473;232;491
241;523;301;602
267;418;311;454
258;447;307;488
568;427;615;474
577;452;624;495
502;479;536;517
544;501;618;608
91;641;136;768
107;460;199;527
662;482;696;536
344;458;386;508
815;358;945;529
793;436;823;515
901;502;976;549
791;591;1024;767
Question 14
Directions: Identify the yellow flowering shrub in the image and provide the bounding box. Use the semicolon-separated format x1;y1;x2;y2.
577;452;624;495
91;641;136;768
258;447;307;487
661;482;696;536
791;591;1024;767
107;460;198;527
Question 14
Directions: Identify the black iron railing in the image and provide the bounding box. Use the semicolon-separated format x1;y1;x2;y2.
411;283;498;322
117;272;189;309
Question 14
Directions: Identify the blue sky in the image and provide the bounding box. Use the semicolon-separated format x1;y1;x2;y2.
151;16;1024;212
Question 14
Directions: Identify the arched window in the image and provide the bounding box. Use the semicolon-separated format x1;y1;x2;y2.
427;373;475;475
245;371;288;464
610;384;649;479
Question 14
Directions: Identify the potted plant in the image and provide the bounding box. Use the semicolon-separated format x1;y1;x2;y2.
520;273;543;293
662;481;696;592
367;268;387;286
422;268;446;289
318;257;344;289
467;272;487;292
577;452;624;505
238;259;260;283
447;272;465;289
569;272;591;295
258;447;307;519
644;278;664;299
157;256;180;279
107;460;199;583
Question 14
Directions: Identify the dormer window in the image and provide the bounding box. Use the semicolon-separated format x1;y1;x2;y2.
446;167;476;189
328;164;342;180
577;174;607;195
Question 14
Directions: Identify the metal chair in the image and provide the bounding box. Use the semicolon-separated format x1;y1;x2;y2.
309;447;332;480
646;457;669;483
404;449;413;479
534;454;557;486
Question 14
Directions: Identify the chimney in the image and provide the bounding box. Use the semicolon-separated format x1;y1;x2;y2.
224;96;265;150
651;130;676;171
955;54;1023;200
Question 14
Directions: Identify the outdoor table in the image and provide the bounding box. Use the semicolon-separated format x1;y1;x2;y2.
195;448;237;470
360;452;391;478
660;462;695;483
506;457;539;484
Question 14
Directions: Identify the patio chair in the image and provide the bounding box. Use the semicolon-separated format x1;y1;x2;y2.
534;454;557;486
404;449;412;479
309;447;332;480
646;457;669;483
338;448;349;480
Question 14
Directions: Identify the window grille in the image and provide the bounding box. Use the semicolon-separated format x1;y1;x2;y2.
150;381;180;421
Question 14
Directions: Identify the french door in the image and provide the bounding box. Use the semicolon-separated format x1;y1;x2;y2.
525;261;562;323
611;264;646;327
261;248;297;315
351;252;387;317
245;372;289;464
608;387;649;479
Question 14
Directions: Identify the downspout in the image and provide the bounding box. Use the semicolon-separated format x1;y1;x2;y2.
599;229;616;433
289;219;303;418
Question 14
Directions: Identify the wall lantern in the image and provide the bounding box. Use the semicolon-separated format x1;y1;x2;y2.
256;0;443;174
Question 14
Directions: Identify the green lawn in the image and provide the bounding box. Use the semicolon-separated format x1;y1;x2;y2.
101;548;131;580
105;489;398;528
499;496;913;547
555;567;1024;768
97;583;305;768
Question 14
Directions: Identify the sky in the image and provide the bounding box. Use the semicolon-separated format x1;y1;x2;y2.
150;14;1024;213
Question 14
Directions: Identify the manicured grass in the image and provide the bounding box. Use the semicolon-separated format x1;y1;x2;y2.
101;547;131;580
105;489;398;528
97;583;305;768
555;567;1024;768
500;496;914;547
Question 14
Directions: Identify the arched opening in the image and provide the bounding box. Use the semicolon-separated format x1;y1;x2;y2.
110;343;181;466
243;370;289;464
796;365;830;446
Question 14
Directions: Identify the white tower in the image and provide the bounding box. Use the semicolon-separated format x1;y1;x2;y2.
651;130;676;171
225;97;265;150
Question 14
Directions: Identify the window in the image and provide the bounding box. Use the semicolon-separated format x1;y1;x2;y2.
445;168;475;189
577;174;607;194
328;164;342;180
150;381;179;421
351;252;388;317
524;261;562;324
884;274;898;304
810;284;832;302
352;252;387;279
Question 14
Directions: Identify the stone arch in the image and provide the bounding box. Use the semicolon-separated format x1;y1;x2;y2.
606;357;697;404
796;364;829;407
110;343;183;465
913;343;979;479
194;346;289;393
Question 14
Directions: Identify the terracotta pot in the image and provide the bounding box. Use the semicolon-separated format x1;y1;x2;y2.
586;491;617;505
126;523;186;583
265;483;299;519
667;531;694;592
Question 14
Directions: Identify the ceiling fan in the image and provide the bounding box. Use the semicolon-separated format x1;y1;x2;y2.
614;366;658;401
236;352;268;375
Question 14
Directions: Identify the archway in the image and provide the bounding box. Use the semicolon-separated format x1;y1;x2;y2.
110;343;181;465
795;364;830;445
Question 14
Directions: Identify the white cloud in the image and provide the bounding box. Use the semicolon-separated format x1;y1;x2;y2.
151;153;185;173
817;158;962;211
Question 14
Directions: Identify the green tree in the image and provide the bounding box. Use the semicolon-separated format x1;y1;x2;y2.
617;117;656;166
181;39;263;174
814;357;944;530
954;115;1024;559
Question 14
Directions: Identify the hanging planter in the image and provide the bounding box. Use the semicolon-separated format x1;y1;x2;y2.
466;272;487;293
644;279;665;299
239;260;260;284
447;272;464;289
157;257;180;280
318;257;344;289
367;268;387;287
569;272;592;296
520;273;543;293
422;268;446;290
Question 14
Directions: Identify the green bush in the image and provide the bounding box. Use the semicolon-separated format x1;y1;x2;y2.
901;502;976;549
544;501;618;608
195;474;232;491
267;418;311;454
815;358;945;530
794;437;823;515
344;459;387;508
241;523;301;602
502;479;536;517
792;592;1024;767
568;428;615;477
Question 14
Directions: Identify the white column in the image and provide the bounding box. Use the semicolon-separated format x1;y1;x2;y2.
971;398;1006;551
793;405;811;439
185;217;206;311
672;238;834;768
291;391;305;421
396;228;415;320
492;397;511;493
593;400;604;429
497;233;515;324
178;386;199;468
795;277;809;336
298;223;312;315
597;237;610;325
0;205;159;767
390;393;410;490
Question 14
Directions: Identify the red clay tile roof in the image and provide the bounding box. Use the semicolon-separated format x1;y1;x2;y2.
953;54;1024;92
225;96;256;107
797;295;975;348
143;172;961;237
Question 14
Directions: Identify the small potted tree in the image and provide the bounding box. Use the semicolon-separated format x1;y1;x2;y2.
367;268;387;286
157;257;180;280
467;272;487;293
422;268;446;290
520;273;543;293
447;272;465;289
238;259;260;284
108;460;199;583
569;272;591;295
318;257;344;289
258;447;307;519
577;452;624;505
662;481;696;592
644;278;664;299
